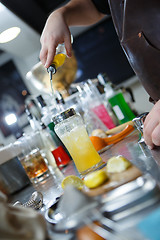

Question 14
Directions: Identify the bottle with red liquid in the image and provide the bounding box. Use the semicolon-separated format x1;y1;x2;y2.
83;81;116;129
26;99;71;169
48;121;71;168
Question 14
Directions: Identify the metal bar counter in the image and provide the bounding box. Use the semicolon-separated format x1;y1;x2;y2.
8;130;160;239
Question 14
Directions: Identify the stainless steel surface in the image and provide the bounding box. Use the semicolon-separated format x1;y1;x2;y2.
101;174;160;220
52;108;76;125
8;130;160;239
46;202;98;233
132;112;149;135
0;144;31;195
100;130;160;186
14;191;43;210
9;167;64;207
100;174;158;208
0;157;30;195
9;130;160;204
45;173;160;238
47;65;56;80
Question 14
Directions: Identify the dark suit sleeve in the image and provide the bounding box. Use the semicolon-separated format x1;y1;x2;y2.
91;0;110;15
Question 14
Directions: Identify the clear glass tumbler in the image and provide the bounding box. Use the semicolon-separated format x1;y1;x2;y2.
15;133;50;184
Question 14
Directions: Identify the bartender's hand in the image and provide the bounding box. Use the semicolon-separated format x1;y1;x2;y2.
143;100;160;149
39;9;72;68
39;0;105;68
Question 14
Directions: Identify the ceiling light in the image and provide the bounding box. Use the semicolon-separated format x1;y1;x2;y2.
0;3;6;12
5;113;17;125
0;27;21;43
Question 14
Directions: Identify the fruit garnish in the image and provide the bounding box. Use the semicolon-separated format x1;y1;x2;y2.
61;175;84;190
106;155;131;173
84;169;108;189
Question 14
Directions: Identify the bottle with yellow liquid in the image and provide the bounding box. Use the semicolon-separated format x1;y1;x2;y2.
47;35;73;81
53;108;103;176
47;43;67;81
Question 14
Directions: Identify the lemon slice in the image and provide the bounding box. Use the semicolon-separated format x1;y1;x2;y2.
61;175;84;190
106;155;131;173
84;169;108;189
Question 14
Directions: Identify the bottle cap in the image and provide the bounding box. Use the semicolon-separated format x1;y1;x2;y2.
52;108;76;125
36;95;47;108
47;65;56;80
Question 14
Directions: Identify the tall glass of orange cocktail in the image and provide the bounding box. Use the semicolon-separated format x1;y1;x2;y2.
53;108;103;176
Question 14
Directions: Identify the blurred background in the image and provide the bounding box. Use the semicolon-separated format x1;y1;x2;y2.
0;0;153;145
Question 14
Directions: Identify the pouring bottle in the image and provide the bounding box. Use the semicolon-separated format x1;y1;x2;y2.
47;43;67;80
47;35;73;81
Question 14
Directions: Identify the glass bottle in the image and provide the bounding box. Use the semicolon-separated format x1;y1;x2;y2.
47;43;67;79
76;85;108;136
53;108;103;176
25;106;58;168
83;81;116;129
47;35;73;81
54;90;66;113
97;73;136;124
36;93;72;166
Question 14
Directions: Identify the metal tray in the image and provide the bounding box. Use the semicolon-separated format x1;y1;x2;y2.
100;174;160;229
45;199;98;233
45;174;160;234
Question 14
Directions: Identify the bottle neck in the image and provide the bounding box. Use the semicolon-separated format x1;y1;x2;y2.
104;83;115;99
47;64;56;80
25;107;42;132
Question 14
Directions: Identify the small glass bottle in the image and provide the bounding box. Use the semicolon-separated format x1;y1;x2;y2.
97;73;136;124
76;85;108;136
47;43;67;79
53;108;103;176
47;35;73;80
83;81;116;129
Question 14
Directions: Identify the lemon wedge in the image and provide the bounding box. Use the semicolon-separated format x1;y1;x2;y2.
61;175;84;190
84;169;108;189
106;155;131;173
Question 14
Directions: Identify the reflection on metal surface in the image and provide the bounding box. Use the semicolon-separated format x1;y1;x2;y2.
45;174;160;239
101;174;159;215
131;140;160;185
8;130;160;240
14;191;43;210
132;112;149;143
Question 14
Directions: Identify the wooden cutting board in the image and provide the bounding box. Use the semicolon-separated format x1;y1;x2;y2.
83;165;142;197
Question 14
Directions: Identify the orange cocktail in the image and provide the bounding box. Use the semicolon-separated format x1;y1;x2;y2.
60;125;102;175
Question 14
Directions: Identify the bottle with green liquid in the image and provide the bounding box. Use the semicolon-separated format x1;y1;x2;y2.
108;91;135;124
97;73;135;124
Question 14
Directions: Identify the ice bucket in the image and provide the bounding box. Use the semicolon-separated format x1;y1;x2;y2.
0;144;30;196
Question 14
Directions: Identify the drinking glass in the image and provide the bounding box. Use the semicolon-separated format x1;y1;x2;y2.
15;133;50;183
53;108;103;176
